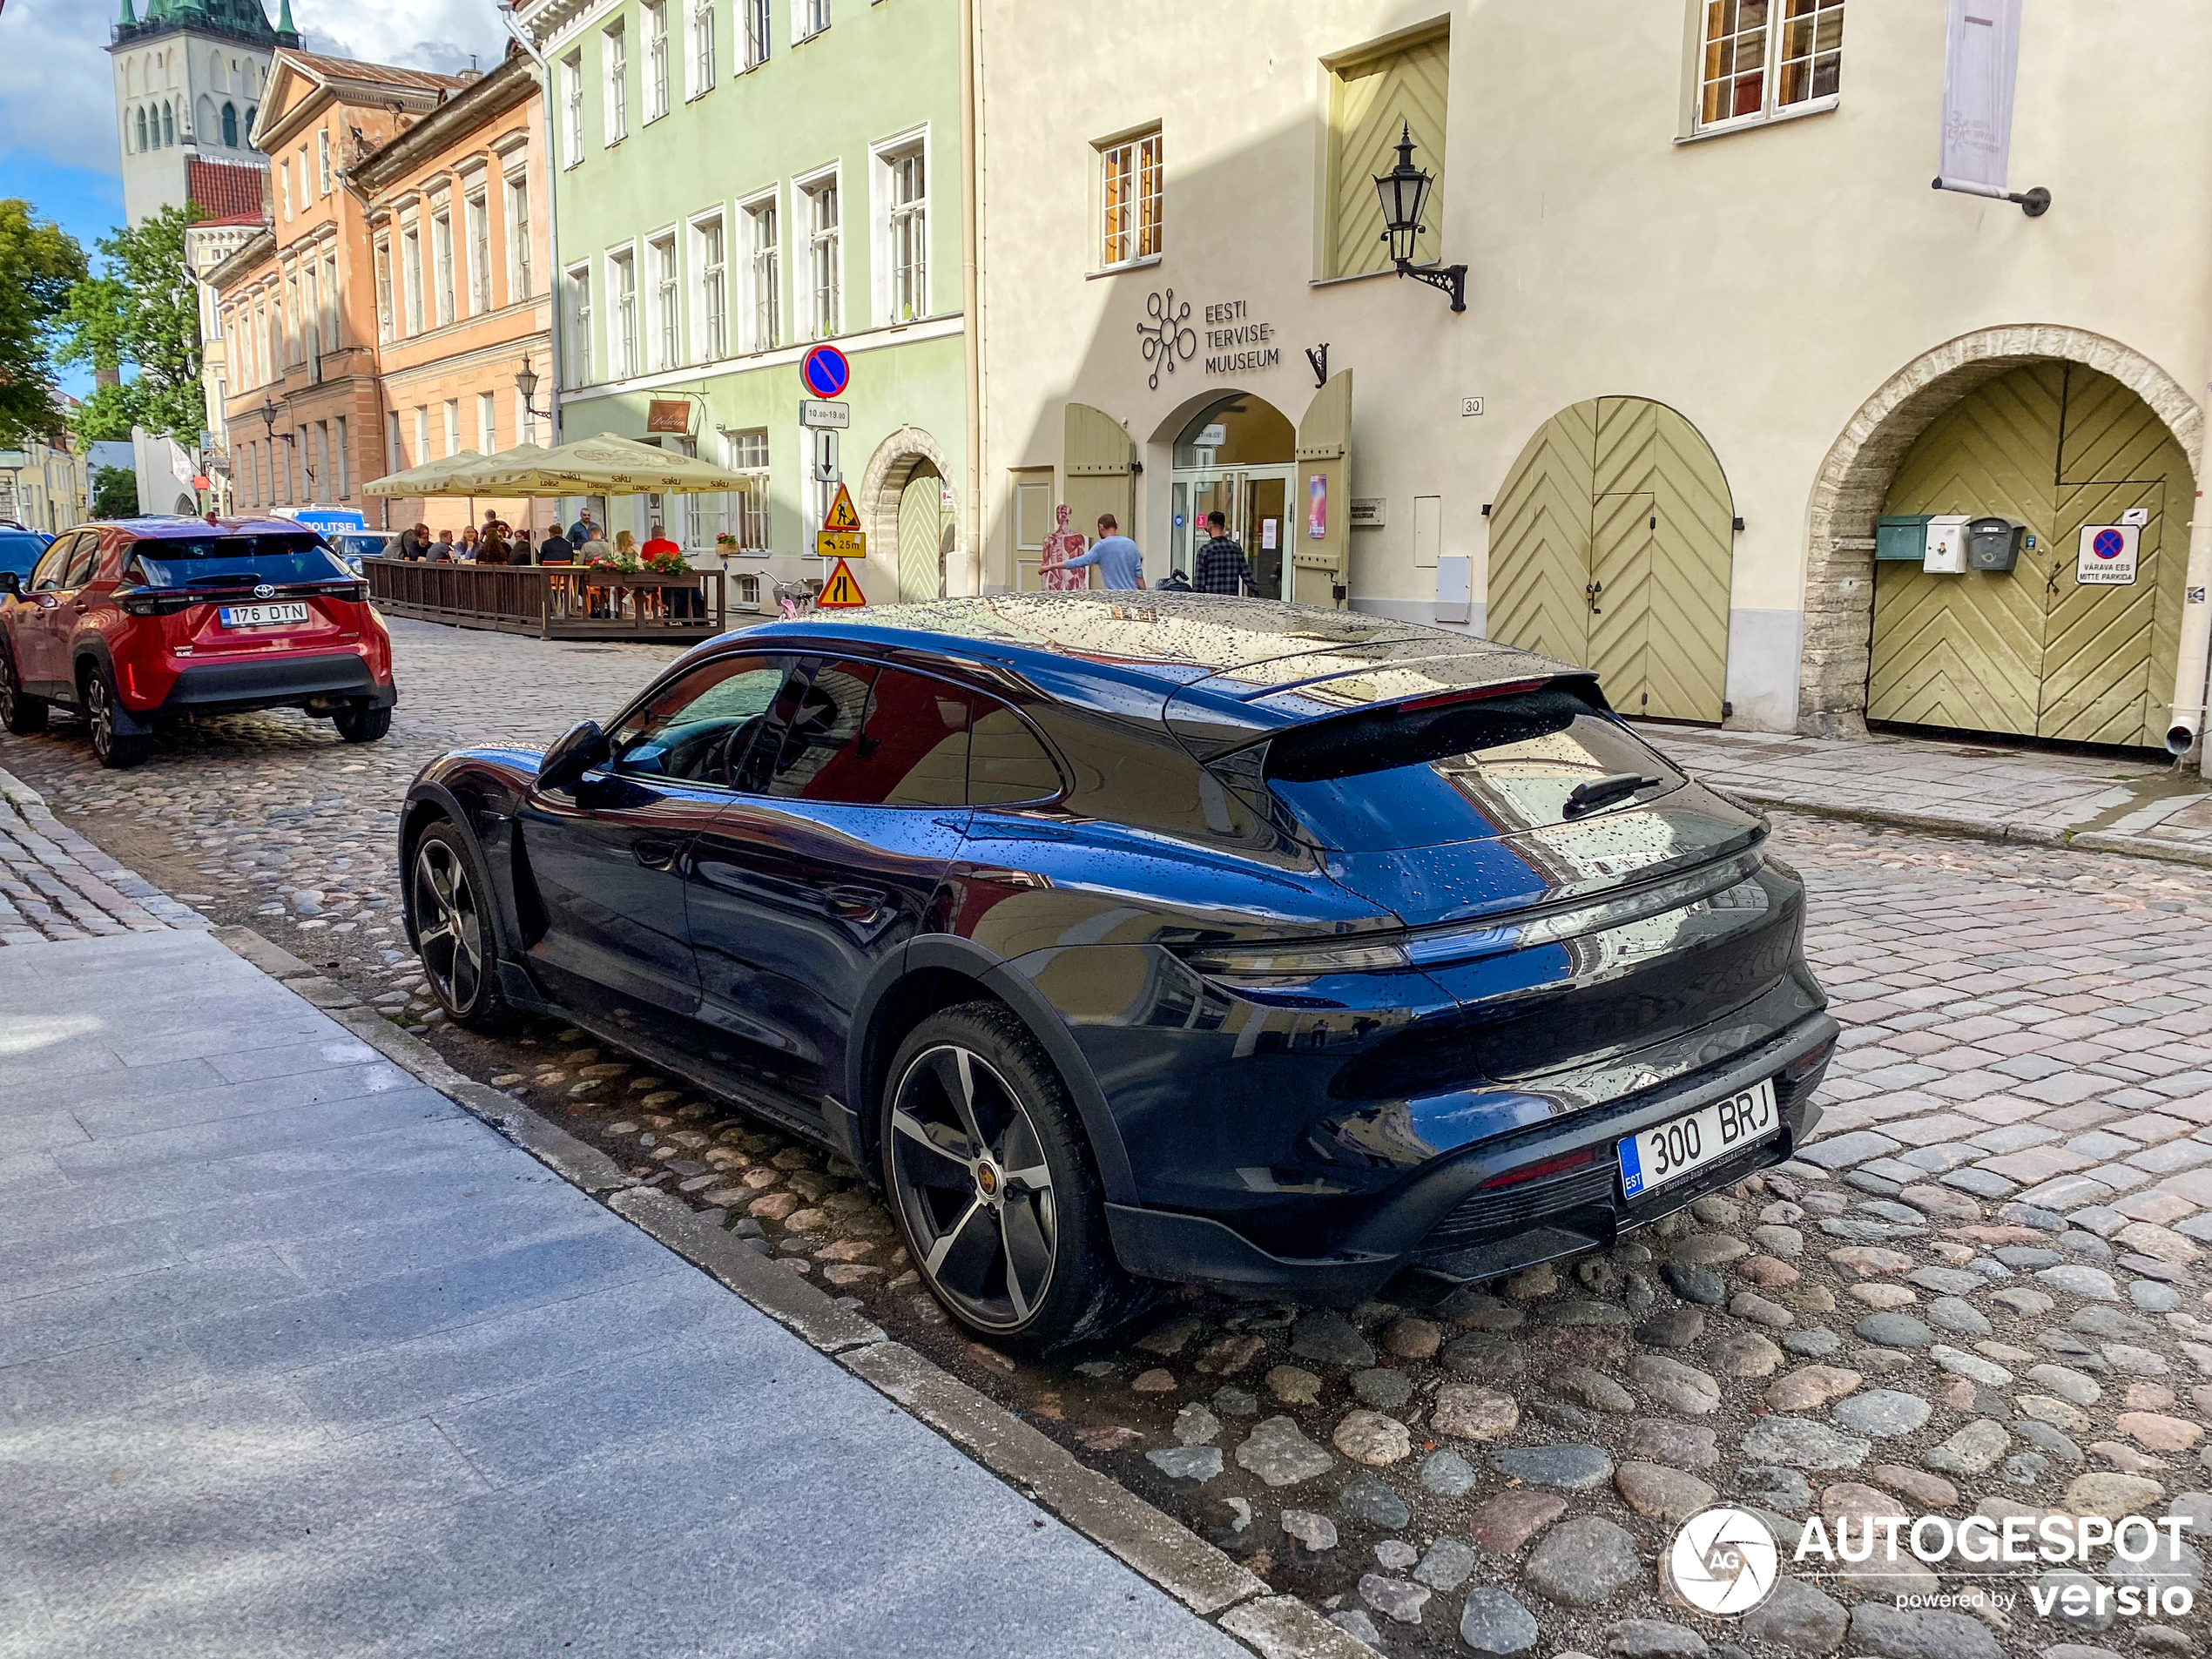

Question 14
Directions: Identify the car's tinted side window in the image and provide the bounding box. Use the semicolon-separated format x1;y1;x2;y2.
761;660;877;799
752;662;974;807
63;536;101;589
29;538;75;594
969;697;1062;806
611;654;793;787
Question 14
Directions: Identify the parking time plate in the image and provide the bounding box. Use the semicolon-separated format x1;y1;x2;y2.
218;603;310;628
1617;1076;1777;1200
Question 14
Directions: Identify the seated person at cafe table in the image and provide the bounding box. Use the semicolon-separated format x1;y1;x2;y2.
642;522;703;618
538;526;574;564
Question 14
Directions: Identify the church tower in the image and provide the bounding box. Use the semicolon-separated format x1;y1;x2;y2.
109;0;299;226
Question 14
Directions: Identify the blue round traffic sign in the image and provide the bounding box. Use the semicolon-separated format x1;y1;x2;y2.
2094;528;2126;560
801;344;851;400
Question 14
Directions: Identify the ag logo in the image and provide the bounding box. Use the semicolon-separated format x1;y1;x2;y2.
253;583;274;598
1670;1507;1778;1615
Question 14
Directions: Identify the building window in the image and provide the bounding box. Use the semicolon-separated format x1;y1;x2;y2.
374;241;394;341
691;0;717;95
433;210;456;327
506;174;533;300
644;1;671;122
802;174;840;340
280;158;293;220
468;191;492;314
880;139;927;323
516;385;536;447
388;411;404;472
443;399;461;459
565;264;593;385
1325;31;1449;279
317;128;332;195
563;52;584;165
745;197;779;351
334;415;348;498
744;0;770;67
286;269;303;362
312;423;328;499
1699;0;1845;129
610;248;638;379
650;233;679;371
1099;129;1162;269
797;0;829;42
221;102;237;146
477;391;496;455
402;226;424;335
163;103;174;146
720;428;771;550
136;107;148;151
322;253;339;354
604;23;629;145
695;215;727;361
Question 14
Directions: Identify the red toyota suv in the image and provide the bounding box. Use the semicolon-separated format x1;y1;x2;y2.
0;516;398;768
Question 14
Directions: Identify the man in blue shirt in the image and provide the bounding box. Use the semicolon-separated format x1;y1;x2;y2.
1061;513;1144;590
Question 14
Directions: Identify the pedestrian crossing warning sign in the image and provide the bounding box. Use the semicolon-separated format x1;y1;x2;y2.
817;556;867;608
824;482;861;533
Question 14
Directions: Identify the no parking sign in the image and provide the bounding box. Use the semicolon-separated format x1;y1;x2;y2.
2077;523;2141;586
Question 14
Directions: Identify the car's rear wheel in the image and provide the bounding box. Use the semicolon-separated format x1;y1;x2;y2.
880;1001;1148;1355
334;704;391;743
411;821;509;1029
0;646;45;735
84;665;152;768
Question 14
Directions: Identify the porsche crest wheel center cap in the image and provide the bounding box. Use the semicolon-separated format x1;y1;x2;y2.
975;1162;1001;1198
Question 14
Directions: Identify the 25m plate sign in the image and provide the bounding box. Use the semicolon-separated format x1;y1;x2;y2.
1618;1077;1777;1200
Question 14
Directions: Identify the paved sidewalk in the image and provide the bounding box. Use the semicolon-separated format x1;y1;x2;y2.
0;765;203;942
0;929;1244;1659
1647;722;2212;865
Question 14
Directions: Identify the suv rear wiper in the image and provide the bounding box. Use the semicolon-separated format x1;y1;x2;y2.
1563;772;1661;817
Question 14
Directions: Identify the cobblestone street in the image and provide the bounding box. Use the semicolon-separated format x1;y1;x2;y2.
4;619;2211;1657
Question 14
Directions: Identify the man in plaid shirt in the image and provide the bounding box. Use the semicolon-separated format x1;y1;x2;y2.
1192;511;1254;596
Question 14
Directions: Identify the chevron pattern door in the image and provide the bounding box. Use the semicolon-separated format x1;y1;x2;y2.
1868;363;2190;745
1488;398;1735;722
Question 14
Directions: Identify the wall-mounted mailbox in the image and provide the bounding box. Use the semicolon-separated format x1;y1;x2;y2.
1877;515;1934;561
1923;514;1971;574
1967;516;2024;572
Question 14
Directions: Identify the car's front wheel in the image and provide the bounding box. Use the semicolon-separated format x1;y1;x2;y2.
880;1001;1147;1355
334;704;391;743
0;645;45;735
84;665;152;768
410;821;510;1030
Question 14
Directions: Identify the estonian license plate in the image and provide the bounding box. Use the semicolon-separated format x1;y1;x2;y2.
1618;1077;1778;1200
218;603;310;628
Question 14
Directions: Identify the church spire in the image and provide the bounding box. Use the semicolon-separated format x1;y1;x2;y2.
274;0;298;42
117;0;138;24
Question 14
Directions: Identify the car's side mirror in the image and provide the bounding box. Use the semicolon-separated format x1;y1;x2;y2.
0;572;20;598
538;718;611;792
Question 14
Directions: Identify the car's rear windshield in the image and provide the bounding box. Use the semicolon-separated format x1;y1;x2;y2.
1257;685;1685;849
0;532;44;575
126;534;352;589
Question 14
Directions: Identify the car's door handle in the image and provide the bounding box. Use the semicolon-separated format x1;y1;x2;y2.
634;837;681;870
824;884;887;923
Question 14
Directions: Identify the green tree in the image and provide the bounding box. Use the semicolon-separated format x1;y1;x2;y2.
0;199;89;448
58;205;206;444
92;464;139;518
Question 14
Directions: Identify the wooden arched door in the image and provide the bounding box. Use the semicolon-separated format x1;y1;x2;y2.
1488;397;1735;723
896;462;944;603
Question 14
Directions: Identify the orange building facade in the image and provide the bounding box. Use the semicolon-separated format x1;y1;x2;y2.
208;46;551;536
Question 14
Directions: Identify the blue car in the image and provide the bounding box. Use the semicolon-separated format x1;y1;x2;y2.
400;595;1835;1352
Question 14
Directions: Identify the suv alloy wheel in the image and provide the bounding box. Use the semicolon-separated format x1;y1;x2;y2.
84;664;152;769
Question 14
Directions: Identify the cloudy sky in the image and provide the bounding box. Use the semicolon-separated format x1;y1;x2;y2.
0;0;508;390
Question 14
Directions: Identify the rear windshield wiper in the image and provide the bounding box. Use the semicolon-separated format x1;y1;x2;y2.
1563;772;1661;817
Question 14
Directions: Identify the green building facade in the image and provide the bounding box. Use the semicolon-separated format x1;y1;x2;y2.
519;0;964;609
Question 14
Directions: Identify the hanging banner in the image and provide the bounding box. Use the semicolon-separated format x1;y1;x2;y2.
1936;0;2022;198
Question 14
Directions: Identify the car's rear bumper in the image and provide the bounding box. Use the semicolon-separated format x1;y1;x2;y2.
1102;1010;1836;1304
139;651;398;718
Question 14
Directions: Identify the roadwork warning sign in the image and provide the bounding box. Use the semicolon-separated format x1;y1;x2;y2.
817;557;867;608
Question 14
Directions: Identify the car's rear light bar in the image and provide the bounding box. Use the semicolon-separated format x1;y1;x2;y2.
118;581;364;614
1475;1144;1600;1191
1393;678;1550;714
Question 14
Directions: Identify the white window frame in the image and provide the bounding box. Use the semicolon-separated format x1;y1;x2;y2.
477;391;497;455
506;172;533;300
644;1;670;124
607;246;638;380
689;0;717;98
794;0;829;44
279;158;293;220
564;262;593;386
603;22;629;146
563;52;585;165
718;427;771;551
1692;0;1846;136
691;210;728;361
334;414;348;498
467;189;492;314
872;127;928;326
388;411;404;473
741;191;780;353
647;230;681;372
317;127;332;195
742;0;770;66
414;407;431;471
401;224;424;336
432;207;456;327
516;385;537;447
443;399;462;459
796;167;841;341
1098;126;1163;271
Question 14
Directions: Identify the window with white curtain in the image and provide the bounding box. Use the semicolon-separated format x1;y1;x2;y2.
695;214;726;360
564;264;592;385
801;174;839;339
719;428;770;550
651;234;679;370
797;0;828;42
880;138;927;322
745;197;779;351
610;249;637;378
743;0;769;68
644;2;669;122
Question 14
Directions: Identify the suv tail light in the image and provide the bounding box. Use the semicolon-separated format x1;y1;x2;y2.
1475;1145;1600;1191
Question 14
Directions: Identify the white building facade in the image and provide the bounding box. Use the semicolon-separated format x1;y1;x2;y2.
974;0;2212;752
110;0;295;226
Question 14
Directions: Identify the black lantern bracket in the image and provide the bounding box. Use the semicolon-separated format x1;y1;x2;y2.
516;356;551;421
1374;122;1467;314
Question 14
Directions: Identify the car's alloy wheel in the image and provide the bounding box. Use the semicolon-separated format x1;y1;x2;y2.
413;834;489;1017
84;668;149;768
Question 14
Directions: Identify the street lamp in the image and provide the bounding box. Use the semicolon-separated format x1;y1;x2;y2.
1372;122;1467;314
516;357;550;422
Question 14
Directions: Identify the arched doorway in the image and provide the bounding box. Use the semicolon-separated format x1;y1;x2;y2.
1488;397;1736;723
1169;393;1295;597
1867;362;2195;746
896;461;945;603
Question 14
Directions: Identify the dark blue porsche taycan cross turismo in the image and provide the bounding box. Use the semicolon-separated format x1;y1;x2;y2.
402;595;1835;1352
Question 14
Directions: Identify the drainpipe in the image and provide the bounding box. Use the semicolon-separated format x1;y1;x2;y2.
959;0;984;597
502;3;564;448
